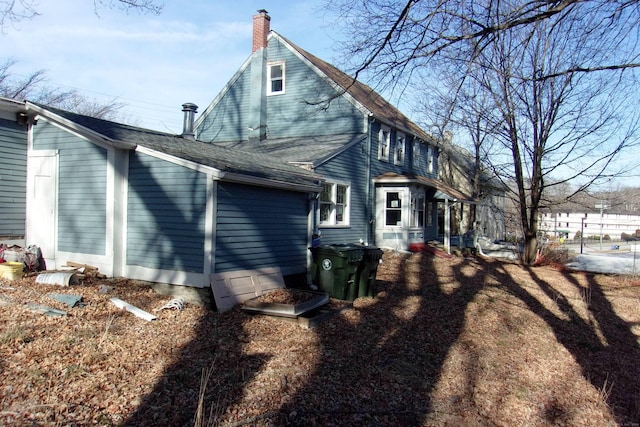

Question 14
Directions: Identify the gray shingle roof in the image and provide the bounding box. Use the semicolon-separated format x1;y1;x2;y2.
33;105;322;189
276;32;437;145
212;133;366;165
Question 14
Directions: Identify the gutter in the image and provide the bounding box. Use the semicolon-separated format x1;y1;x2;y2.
221;171;323;193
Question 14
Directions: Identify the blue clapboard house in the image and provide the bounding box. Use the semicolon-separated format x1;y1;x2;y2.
0;11;480;299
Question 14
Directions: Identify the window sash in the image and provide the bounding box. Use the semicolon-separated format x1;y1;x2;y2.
267;62;285;95
318;182;349;226
385;192;402;226
395;133;405;165
379;126;390;161
411;193;425;227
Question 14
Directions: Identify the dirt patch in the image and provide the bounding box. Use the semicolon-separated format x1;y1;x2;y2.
1;252;638;426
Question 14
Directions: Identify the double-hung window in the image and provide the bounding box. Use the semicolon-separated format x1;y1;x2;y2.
395;133;405;165
267;61;285;95
411;140;420;169
411;192;425;227
427;145;434;174
378;125;390;161
385;192;402;226
319;181;350;226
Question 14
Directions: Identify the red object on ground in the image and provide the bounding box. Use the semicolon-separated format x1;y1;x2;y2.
408;243;454;259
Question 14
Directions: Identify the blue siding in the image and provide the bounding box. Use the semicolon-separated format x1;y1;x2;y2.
263;40;364;138
198;69;252;142
197;38;365;143
369;120;438;180
127;152;206;272
0;119;27;237
314;142;370;245
215;182;309;273
32;122;107;254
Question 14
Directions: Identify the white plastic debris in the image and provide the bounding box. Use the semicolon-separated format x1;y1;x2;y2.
154;297;185;312
110;297;157;321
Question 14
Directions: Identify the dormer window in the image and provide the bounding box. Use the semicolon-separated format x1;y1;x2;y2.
267;61;285;95
378;125;390;161
395;133;405;165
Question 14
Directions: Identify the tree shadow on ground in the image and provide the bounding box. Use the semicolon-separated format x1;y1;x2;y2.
497;264;640;425
121;307;270;427
274;250;486;425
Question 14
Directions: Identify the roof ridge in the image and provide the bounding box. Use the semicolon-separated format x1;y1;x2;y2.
275;32;435;143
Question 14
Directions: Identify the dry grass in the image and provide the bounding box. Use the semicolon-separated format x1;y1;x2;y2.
1;251;639;426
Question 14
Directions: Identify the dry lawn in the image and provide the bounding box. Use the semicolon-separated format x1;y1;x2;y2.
1;251;640;426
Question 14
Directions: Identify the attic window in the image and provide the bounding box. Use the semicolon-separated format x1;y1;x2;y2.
267;61;285;95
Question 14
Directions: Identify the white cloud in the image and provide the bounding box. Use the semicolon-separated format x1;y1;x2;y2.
1;1;336;131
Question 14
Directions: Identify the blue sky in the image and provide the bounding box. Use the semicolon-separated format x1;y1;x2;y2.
3;1;345;133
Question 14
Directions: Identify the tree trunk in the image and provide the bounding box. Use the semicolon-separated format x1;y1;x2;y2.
522;232;538;265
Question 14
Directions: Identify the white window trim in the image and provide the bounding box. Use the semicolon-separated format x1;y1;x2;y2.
266;61;286;96
318;180;351;227
410;190;426;228
427;145;434;174
394;132;406;166
383;189;404;228
378;125;390;162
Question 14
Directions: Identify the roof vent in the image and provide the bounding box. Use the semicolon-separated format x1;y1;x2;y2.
181;103;198;140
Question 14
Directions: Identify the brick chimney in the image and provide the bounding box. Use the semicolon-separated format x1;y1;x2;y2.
252;9;270;53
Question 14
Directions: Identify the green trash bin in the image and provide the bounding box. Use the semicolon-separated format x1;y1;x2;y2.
357;246;383;298
310;244;364;300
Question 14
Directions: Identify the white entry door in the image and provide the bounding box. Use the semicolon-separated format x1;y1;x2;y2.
26;151;57;267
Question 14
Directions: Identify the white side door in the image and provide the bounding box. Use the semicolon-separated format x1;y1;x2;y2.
26;151;57;267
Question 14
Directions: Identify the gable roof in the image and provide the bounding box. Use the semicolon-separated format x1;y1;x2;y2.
274;32;437;145
27;103;322;192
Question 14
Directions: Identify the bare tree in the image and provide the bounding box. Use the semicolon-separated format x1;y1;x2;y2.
1;0;163;31
1;59;125;120
328;0;640;84
328;0;640;264
417;65;501;230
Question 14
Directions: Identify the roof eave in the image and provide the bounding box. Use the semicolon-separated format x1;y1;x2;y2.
25;102;137;150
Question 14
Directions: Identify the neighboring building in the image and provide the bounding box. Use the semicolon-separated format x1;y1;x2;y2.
195;10;486;252
539;209;640;240
438;138;506;240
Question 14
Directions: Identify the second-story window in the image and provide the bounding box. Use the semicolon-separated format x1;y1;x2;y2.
378;125;390;161
395;133;405;165
411;140;420;168
267;62;285;95
427;145;434;174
